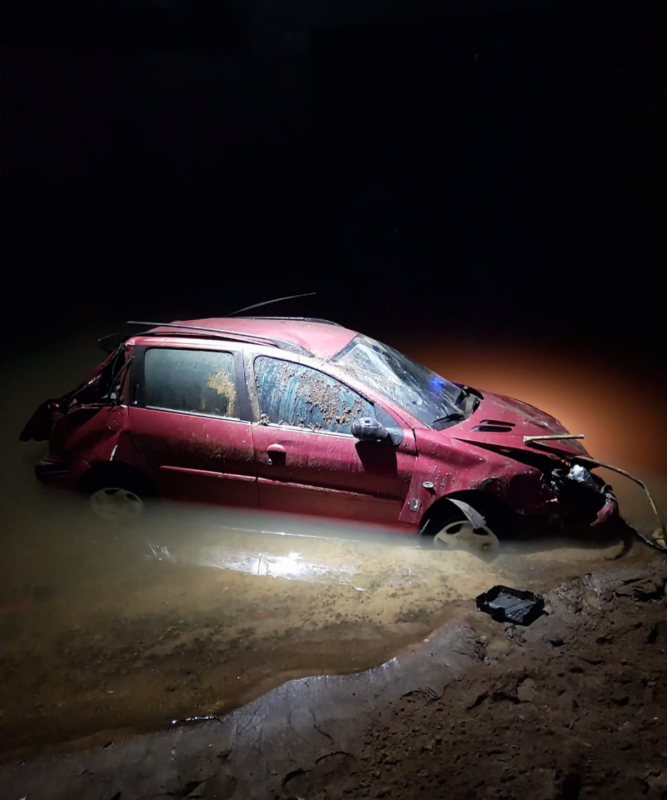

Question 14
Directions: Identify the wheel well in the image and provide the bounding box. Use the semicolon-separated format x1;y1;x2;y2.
78;462;155;497
419;490;512;537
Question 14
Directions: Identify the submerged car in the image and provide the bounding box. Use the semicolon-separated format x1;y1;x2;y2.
21;317;620;549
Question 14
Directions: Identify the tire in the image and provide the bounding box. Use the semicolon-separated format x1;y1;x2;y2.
82;467;151;524
421;503;500;553
89;485;145;522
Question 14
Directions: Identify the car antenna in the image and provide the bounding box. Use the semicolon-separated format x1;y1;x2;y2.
225;292;316;317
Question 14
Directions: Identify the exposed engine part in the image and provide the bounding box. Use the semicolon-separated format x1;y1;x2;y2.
550;463;603;495
546;462;618;529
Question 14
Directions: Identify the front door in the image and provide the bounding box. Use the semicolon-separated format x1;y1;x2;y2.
129;346;257;506
250;355;415;523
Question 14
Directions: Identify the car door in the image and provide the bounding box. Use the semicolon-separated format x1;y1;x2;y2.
249;354;416;523
128;345;257;507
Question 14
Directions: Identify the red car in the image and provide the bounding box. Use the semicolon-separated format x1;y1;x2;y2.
21;317;618;550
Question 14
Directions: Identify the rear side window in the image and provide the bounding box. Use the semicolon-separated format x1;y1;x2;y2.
254;356;374;434
144;349;238;418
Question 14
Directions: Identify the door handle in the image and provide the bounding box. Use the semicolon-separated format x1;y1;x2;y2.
266;443;286;466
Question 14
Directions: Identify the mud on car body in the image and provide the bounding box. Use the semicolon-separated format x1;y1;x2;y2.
21;316;656;550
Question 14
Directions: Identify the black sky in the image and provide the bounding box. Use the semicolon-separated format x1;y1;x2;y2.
2;0;666;365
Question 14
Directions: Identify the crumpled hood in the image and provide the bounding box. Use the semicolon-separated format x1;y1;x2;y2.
451;390;590;458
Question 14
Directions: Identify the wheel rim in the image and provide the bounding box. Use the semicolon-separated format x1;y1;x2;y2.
90;487;143;521
433;519;499;551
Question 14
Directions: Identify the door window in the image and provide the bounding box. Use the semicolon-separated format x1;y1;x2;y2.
254;356;374;434
144;348;238;418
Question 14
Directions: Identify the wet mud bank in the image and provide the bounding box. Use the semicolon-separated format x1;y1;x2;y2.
2;556;667;799
0;497;652;757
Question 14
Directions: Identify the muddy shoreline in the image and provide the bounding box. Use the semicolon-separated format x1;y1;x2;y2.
2;556;666;798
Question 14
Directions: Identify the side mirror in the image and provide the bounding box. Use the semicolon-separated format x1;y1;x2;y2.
352;417;390;442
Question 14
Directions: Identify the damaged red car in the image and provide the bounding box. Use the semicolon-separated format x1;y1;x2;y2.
21;317;620;550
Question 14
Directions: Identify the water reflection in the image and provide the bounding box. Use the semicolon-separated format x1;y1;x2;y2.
162;542;359;584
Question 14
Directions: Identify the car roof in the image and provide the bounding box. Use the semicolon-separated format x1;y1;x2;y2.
130;317;358;361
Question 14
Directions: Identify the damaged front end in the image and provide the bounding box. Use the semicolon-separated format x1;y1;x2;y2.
528;435;667;552
547;462;618;528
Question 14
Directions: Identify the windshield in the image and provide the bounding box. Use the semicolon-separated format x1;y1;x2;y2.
331;334;467;428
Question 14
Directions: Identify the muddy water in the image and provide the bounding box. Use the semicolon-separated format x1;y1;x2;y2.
0;332;663;755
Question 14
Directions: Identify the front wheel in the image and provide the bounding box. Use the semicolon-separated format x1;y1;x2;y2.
422;504;501;553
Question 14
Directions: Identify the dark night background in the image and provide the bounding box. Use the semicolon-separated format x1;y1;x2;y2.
2;0;666;431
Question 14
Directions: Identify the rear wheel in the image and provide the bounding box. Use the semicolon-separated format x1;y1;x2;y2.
89;486;144;522
81;465;152;524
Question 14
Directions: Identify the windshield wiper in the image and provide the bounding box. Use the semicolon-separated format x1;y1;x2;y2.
456;385;471;404
431;412;465;427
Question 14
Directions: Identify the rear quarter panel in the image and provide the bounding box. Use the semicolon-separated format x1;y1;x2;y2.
52;405;148;488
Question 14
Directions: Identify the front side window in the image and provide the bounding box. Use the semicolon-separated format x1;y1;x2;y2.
254;356;374;434
144;348;238;418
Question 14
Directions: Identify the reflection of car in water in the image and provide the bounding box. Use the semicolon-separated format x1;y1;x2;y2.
21;316;620;551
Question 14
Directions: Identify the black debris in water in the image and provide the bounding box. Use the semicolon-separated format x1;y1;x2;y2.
476;585;545;626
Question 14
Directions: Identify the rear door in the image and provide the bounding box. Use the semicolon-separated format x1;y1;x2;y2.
249;354;416;523
128;345;257;506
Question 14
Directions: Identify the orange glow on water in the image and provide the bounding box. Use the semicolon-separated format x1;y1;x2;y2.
405;338;667;473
